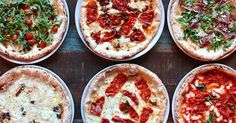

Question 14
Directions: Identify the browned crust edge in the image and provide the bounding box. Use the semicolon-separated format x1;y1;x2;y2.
0;0;68;62
169;0;236;61
83;64;168;123
79;0;162;60
173;64;236;123
0;66;72;123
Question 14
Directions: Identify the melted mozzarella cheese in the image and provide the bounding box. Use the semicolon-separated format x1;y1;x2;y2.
85;73;166;123
0;75;63;122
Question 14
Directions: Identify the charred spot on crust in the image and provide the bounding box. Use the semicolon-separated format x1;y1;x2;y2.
2;112;11;120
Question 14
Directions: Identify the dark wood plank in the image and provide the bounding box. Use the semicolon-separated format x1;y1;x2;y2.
0;0;236;122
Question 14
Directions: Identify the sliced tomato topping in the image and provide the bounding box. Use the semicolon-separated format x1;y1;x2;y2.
119;102;139;120
139;107;153;123
27;39;35;46
25;18;33;26
112;116;135;123
139;10;154;28
130;29;146;42
11;35;17;42
120;14;137;35
122;90;139;105
101;118;110;123
90;96;105;117
105;73;127;96
15;30;20;35
134;78;151;102
112;0;128;11
52;25;60;34
25;33;34;40
38;42;47;49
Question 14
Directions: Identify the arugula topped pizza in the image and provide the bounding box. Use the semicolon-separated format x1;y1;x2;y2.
82;64;169;123
170;0;236;61
174;64;236;123
79;0;162;60
0;0;67;62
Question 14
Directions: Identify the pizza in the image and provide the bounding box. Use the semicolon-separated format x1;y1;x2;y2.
170;0;236;61
82;64;168;123
0;0;68;62
174;64;236;123
0;66;72;122
79;0;162;60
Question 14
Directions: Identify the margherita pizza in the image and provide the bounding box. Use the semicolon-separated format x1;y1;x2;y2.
0;66;73;122
173;64;236;123
79;0;162;60
0;0;68;62
82;64;169;123
170;0;236;61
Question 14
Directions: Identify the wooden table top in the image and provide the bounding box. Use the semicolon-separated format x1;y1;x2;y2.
0;0;236;122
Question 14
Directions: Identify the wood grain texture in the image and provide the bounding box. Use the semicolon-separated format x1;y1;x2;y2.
0;0;236;122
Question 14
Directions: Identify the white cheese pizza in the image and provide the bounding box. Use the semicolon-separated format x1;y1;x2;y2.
0;66;72;123
79;0;162;60
82;64;169;123
170;0;236;61
0;0;68;62
174;64;236;123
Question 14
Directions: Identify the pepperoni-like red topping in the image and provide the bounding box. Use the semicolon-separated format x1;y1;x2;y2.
85;1;98;25
99;30;116;43
101;118;110;123
120;14;137;35
119;102;139;120
181;70;236;122
90;96;105;116
110;15;122;26
85;0;97;9
97;14;111;29
105;74;127;96
134;78;151;102
112;116;135;123
139;10;154;28
130;29;146;43
112;0;128;11
98;14;122;29
122;90;139;105
139;107;153;123
91;31;101;42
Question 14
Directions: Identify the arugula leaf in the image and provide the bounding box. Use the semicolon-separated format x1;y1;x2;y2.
229;105;235;111
223;40;234;51
195;84;206;91
206;113;215;123
232;23;236;33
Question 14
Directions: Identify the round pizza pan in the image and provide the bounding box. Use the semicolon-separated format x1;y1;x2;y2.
81;63;170;123
167;0;236;62
75;0;165;61
172;63;236;123
1;0;70;64
1;65;75;122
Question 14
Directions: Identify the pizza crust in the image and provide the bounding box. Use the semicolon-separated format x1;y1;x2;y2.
173;64;236;123
0;66;72;123
170;0;236;61
83;64;168;123
79;0;162;60
0;0;68;62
